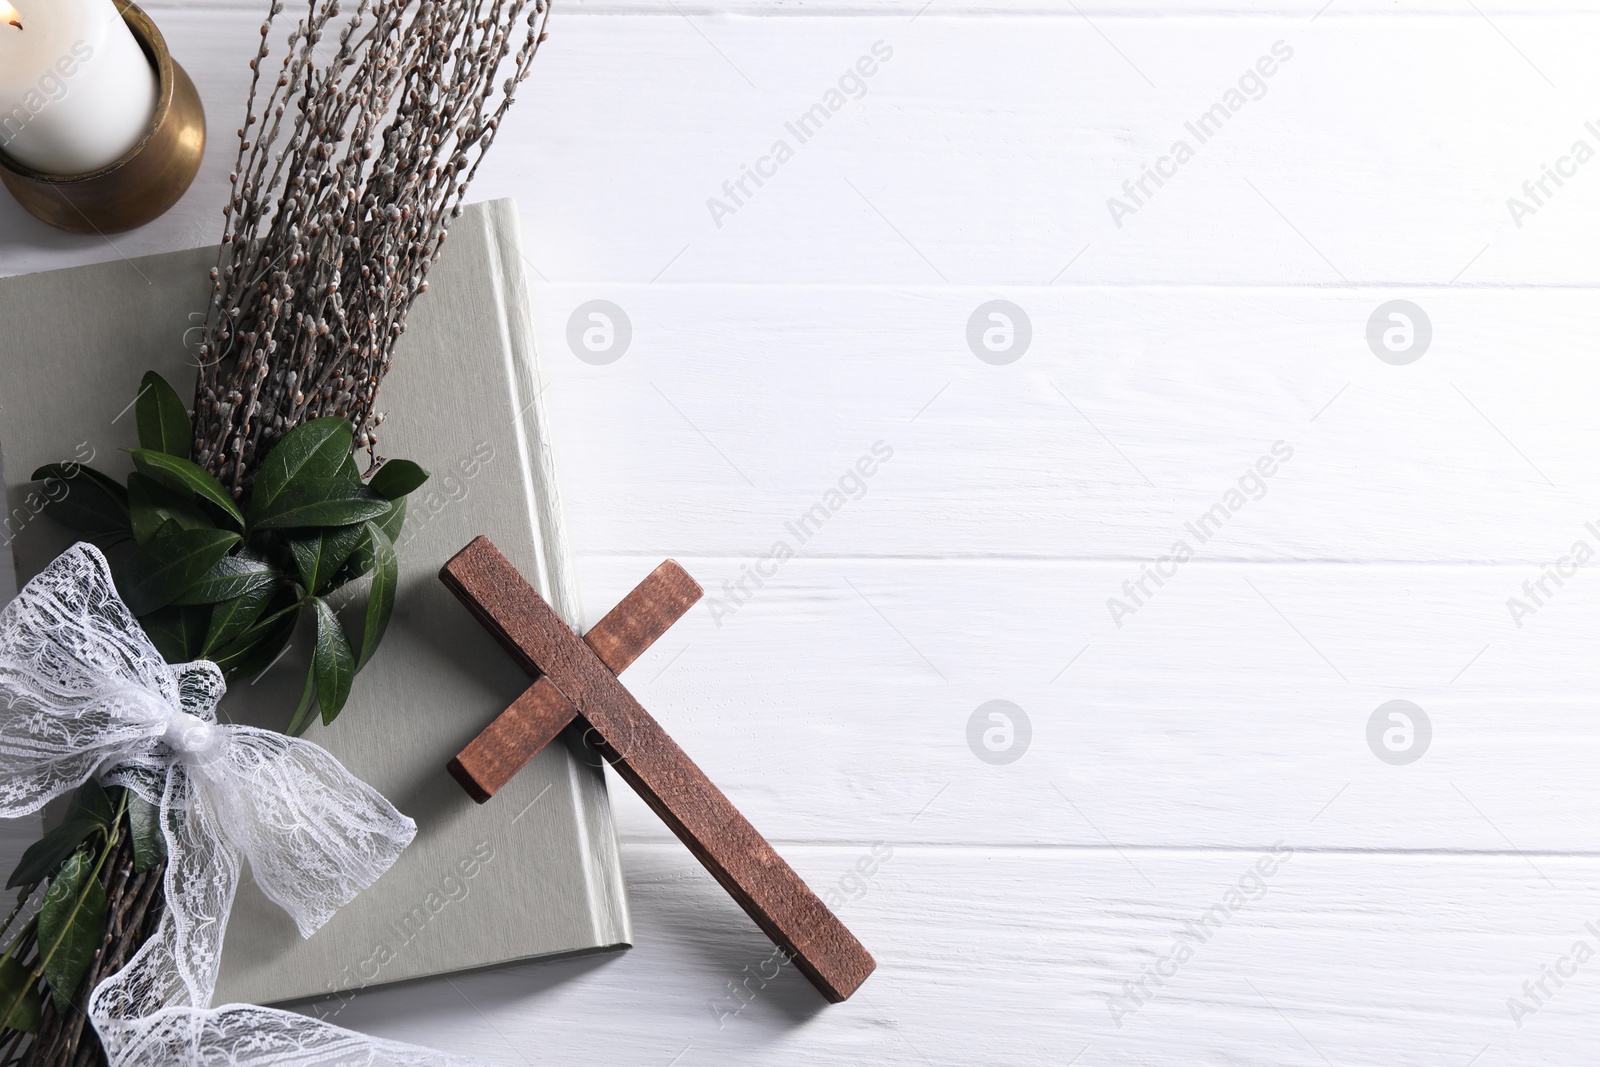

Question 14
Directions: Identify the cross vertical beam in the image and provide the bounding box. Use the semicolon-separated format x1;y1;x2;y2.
441;536;876;1002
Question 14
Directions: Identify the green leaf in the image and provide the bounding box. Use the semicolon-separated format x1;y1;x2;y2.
64;781;116;831
312;598;354;726
7;819;97;890
200;583;274;657
285;662;319;737
170;552;277;606
356;522;397;671
127;473;213;543
140;604;211;664
368;460;429;500
0;956;41;1033
134;371;191;458
128;450;243;529
289;525;368;596
30;463;126;500
248;418;355;525
335;450;364;487
126;796;165;874
118;522;241;615
37;849;107;1011
376;494;407;544
251;486;391;531
208;595;298;681
30;464;129;539
344;497;407;581
9;782;122;890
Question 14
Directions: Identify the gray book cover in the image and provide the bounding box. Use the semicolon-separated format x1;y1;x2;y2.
0;200;632;1005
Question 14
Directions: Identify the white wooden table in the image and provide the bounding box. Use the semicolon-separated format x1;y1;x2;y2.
3;1;1597;1062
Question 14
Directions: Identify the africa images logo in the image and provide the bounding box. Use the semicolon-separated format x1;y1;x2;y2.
1105;41;1294;229
1107;442;1294;628
706;42;894;229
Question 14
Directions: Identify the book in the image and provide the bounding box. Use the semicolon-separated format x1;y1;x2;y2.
0;200;633;1005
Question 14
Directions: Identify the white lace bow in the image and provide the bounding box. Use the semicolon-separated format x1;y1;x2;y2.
0;544;485;1066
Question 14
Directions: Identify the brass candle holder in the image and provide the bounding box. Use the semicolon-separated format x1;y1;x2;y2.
0;2;205;235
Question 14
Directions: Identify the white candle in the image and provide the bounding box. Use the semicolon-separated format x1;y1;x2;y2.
0;0;159;175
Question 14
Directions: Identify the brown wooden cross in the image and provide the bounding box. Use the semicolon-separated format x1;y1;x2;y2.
439;536;877;1002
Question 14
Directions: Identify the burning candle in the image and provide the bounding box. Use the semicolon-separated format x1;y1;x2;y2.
0;0;159;175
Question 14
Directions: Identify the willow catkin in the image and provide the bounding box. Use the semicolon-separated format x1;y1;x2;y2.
193;0;551;495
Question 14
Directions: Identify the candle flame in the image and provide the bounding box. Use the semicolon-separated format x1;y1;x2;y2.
0;1;20;30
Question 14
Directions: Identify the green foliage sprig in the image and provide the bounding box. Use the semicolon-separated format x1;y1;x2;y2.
31;371;429;735
0;370;430;1040
0;781;159;1041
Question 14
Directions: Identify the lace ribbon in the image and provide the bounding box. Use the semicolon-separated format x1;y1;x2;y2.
0;544;486;1066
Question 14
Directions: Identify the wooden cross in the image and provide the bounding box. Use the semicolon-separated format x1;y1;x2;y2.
446;556;702;802
439;536;877;1002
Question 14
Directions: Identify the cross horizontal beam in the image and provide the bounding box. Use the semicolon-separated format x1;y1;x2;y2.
448;559;702;802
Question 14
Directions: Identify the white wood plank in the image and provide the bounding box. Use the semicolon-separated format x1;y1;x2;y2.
572;555;1600;852
0;812;1591;1062
284;844;1600;1065
2;11;1595;287
533;283;1600;562
472;12;1600;288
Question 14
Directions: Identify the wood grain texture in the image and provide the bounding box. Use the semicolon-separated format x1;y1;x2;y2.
568;555;1600;853
449;559;704;802
226;846;1600;1066
442;537;877;1002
